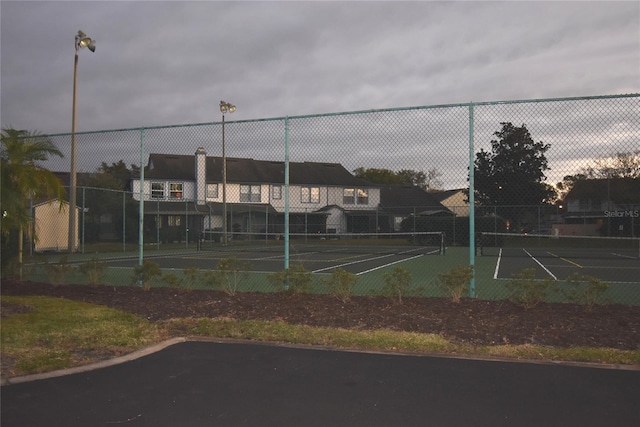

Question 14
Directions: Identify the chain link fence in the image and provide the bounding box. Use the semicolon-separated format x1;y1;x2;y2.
11;94;640;305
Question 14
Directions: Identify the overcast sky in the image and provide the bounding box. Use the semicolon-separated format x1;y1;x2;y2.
2;0;638;134
1;1;639;188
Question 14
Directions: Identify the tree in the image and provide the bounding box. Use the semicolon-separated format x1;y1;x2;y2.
92;160;140;190
473;122;555;231
353;167;401;185
555;151;640;199
353;167;443;190
80;160;140;243
555;173;588;200
582;151;640;179
1;128;65;275
397;168;443;191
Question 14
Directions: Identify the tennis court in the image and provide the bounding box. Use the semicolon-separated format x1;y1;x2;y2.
480;232;640;283
103;231;446;277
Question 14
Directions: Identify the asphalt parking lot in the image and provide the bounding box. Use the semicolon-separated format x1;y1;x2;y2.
2;340;639;427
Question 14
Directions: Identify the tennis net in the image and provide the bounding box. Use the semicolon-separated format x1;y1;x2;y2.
199;231;445;256
479;232;640;260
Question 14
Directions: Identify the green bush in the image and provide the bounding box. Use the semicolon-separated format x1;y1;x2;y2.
132;260;162;291
268;264;312;294
45;256;75;286
162;272;182;290
564;273;609;311
325;268;358;303
203;258;248;296
506;268;554;309
382;266;412;304
437;265;473;303
182;267;201;291
164;267;201;291
78;257;106;286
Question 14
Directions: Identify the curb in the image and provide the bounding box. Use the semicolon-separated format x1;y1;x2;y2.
1;337;187;386
3;336;638;385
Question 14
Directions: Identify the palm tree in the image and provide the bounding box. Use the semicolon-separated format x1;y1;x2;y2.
1;128;65;278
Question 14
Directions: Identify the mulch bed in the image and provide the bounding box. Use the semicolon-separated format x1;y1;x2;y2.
1;279;639;350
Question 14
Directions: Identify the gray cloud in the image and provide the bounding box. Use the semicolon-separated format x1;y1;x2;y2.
1;1;638;188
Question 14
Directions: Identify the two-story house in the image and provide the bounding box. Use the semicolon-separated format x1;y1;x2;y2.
130;149;383;243
558;177;640;237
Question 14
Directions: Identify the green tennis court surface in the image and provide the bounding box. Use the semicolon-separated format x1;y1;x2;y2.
480;232;640;284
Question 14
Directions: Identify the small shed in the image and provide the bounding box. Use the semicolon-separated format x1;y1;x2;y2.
33;200;79;252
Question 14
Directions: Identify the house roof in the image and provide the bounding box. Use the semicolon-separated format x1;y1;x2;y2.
379;185;452;215
144;153;373;187
429;188;466;203
564;178;640;205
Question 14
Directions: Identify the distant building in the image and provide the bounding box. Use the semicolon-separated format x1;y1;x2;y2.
429;189;470;217
129;149;452;242
559;177;640;237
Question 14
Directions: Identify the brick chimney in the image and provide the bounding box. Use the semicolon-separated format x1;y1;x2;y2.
195;147;206;205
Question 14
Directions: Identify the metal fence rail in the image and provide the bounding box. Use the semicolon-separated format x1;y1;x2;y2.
8;93;640;305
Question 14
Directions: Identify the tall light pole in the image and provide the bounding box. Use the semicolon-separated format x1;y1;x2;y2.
220;100;236;245
69;30;96;253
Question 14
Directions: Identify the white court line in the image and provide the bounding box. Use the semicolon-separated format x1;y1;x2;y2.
312;253;397;273
312;248;431;274
357;254;425;275
493;248;503;279
523;249;558;280
611;252;638;260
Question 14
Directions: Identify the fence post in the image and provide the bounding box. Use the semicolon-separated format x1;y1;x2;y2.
468;102;476;298
81;187;86;254
284;117;290;275
122;191;126;253
185;200;188;249
138;128;145;275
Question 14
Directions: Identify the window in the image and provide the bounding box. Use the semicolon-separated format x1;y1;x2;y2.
343;188;355;204
271;185;282;200
394;216;405;231
301;187;320;204
357;188;369;205
343;188;368;205
151;182;164;199
169;183;183;199
240;185;261;202
207;183;219;199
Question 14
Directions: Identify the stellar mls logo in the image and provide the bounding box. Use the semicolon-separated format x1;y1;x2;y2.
603;210;640;218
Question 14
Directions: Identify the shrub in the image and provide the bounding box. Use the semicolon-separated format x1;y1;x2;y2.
268;264;312;294
78;257;106;286
505;268;554;310
325;268;358;303
183;267;201;291
162;272;182;290
45;256;75;286
564;273;609;311
382;266;412;304
437;265;473;303
203;258;248;296
163;267;201;291
132;260;162;291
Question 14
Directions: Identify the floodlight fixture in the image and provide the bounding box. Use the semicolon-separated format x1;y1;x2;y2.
76;30;96;53
220;101;236;114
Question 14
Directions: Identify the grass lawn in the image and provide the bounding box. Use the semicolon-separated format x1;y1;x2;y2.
2;295;639;380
